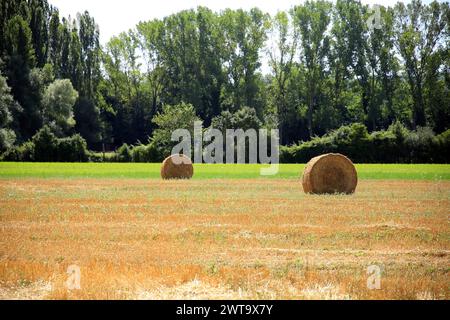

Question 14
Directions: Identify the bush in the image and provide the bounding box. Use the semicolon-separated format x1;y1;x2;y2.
0;146;19;161
56;134;89;162
280;123;367;163
280;123;449;164
0;128;16;152
32;126;58;162
404;127;437;163
131;141;163;163
88;152;116;163
1;126;89;162
131;144;148;162
369;130;397;163
146;141;163;162
0;141;34;161
116;143;132;162
435;130;450;163
2;123;448;164
88;152;104;163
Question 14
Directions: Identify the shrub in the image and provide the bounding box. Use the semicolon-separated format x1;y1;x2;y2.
88;152;104;163
435;130;450;163
233;106;262;131
130;141;163;163
369;130;397;163
1;126;89;162
0;141;34;161
280;123;449;164
0;128;16;152
405;127;438;163
116;143;132;162
88;152;116;163
32;126;58;162
131;144;148;162
56;134;89;162
146;141;163;163
0;146;19;161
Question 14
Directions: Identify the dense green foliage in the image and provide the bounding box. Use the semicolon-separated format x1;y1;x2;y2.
0;0;449;163
42;78;78;136
1;0;101;146
1;125;89;162
0;74;19;151
151;102;201;159
280;123;450;163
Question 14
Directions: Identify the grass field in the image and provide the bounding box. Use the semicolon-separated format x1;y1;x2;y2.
0;163;449;300
1;162;450;180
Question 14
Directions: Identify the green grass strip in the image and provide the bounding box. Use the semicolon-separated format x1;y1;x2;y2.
0;162;449;180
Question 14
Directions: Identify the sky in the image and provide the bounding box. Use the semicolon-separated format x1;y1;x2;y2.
48;0;425;45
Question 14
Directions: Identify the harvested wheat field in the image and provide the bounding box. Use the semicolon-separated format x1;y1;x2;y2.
0;165;449;300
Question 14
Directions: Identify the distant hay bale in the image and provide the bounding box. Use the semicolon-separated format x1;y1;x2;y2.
161;154;194;180
302;153;357;194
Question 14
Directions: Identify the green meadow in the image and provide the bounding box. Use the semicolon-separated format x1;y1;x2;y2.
0;162;449;180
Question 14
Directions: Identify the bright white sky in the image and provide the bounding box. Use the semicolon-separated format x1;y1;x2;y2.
48;0;426;44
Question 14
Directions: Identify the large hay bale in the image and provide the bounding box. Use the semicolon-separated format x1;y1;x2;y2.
302;153;357;194
161;154;194;180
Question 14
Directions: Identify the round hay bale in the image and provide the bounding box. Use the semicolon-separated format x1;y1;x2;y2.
302;153;357;194
161;154;194;180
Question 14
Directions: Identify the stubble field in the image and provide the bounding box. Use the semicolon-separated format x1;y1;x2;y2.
0;163;449;300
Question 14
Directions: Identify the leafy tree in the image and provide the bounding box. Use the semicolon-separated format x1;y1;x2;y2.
136;19;165;120
293;0;332;137
77;11;101;99
234;106;262;131
157;8;225;123
211;110;235;135
42;79;78;136
267;11;299;144
210;106;261;132
4;15;40;141
394;0;448;128
28;0;50;67
31;124;57;161
0;72;20;151
195;7;225;123
152;102;200;158
220;8;269;113
74;96;101;148
367;6;399;128
102;32;151;145
48;10;61;69
67;22;82;90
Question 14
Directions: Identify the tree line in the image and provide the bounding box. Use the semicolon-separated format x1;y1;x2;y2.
0;0;449;162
